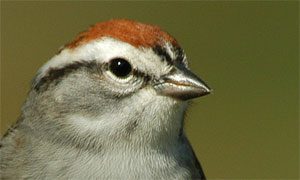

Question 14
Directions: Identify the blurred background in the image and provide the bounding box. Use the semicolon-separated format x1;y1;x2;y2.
1;1;298;179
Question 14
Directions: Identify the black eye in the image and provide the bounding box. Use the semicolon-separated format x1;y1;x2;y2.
108;58;132;78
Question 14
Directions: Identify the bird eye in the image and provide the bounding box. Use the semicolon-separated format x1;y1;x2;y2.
108;58;132;78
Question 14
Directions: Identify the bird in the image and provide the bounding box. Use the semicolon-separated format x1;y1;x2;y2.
0;19;211;179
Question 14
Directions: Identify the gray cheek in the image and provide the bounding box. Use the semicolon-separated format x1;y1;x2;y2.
51;72;124;117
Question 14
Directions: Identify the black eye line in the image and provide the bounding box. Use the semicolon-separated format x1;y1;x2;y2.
34;59;154;93
152;45;186;67
34;60;99;92
174;47;185;65
132;68;152;83
102;62;110;71
152;45;173;65
103;60;152;82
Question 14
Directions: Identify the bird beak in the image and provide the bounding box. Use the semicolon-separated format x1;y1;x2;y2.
154;66;211;100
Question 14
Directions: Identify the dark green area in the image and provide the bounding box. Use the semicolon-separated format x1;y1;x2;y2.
1;2;298;178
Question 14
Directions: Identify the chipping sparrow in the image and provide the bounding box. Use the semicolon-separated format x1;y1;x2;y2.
0;19;211;179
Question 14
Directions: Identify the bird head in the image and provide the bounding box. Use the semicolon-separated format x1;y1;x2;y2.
25;19;211;148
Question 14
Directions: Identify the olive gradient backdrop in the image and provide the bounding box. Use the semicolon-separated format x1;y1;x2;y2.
1;1;299;179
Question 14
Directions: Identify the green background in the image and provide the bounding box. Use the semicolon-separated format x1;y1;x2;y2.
1;1;299;179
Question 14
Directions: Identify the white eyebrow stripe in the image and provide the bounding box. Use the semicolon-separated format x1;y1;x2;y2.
34;37;174;86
